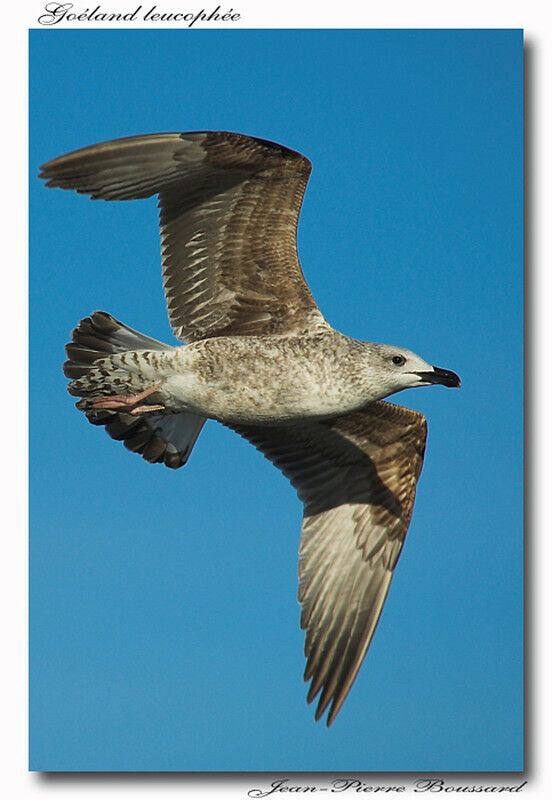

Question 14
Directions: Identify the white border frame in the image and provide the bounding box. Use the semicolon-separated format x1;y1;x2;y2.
6;1;549;796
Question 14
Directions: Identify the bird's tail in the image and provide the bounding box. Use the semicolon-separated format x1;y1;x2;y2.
63;311;206;469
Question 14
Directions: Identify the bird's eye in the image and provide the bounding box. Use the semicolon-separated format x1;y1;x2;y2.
392;355;406;366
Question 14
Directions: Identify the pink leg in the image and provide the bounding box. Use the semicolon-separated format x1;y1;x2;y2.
129;404;166;415
90;382;165;414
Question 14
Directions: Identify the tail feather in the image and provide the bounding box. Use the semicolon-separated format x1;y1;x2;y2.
64;311;206;469
84;405;206;469
63;310;170;379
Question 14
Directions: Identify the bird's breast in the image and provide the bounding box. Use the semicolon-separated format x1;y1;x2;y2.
165;335;370;424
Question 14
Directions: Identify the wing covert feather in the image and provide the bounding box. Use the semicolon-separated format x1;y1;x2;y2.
230;401;427;725
40;131;323;341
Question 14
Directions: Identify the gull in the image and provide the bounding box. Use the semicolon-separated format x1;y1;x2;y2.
40;131;460;726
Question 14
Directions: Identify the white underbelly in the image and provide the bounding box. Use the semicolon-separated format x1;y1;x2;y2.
162;363;362;424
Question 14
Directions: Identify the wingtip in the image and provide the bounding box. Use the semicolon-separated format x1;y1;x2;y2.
311;698;338;728
38;171;53;186
306;682;318;705
314;688;333;723
38;157;60;182
37;161;49;179
326;699;342;727
314;704;325;723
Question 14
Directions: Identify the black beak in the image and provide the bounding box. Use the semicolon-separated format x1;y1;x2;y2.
416;365;461;388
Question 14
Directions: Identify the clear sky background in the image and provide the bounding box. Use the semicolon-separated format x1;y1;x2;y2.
29;29;523;771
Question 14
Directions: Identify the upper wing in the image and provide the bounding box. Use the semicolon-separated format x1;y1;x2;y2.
39;131;324;341
230;401;427;726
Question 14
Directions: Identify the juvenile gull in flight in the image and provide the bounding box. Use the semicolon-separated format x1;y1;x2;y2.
40;131;460;726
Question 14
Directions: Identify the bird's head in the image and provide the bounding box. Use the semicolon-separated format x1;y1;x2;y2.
365;343;461;398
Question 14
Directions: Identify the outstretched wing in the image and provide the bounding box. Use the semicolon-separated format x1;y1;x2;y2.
40;131;324;341
230;401;427;726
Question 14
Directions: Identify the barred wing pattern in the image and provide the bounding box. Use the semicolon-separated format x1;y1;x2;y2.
231;401;427;726
39;131;323;341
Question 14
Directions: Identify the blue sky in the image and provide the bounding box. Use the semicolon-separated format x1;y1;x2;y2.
29;29;523;771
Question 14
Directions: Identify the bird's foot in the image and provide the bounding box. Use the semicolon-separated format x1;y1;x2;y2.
128;404;166;415
90;382;165;415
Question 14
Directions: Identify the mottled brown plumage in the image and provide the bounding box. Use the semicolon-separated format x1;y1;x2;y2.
40;131;460;726
66;311;206;468
231;402;426;725
41;132;322;341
